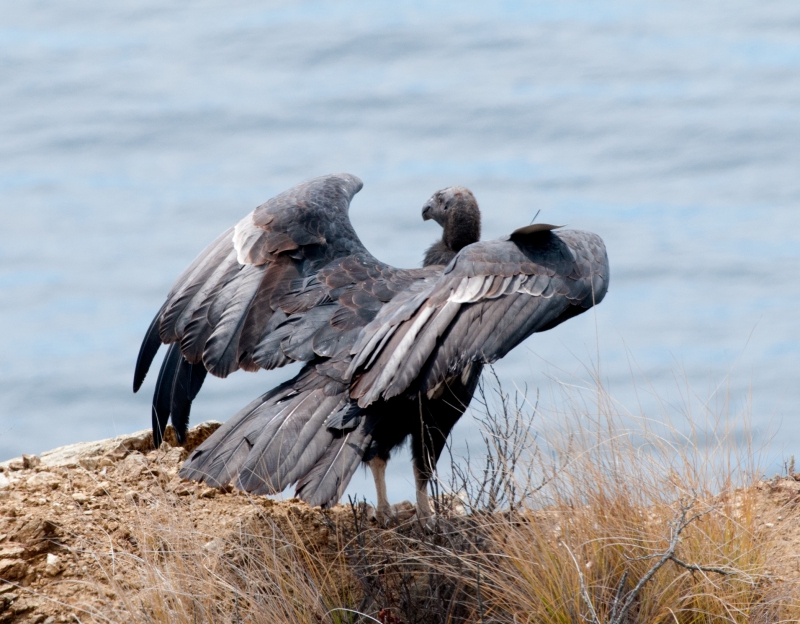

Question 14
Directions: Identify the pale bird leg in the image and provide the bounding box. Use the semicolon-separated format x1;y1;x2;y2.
413;462;432;526
369;457;392;524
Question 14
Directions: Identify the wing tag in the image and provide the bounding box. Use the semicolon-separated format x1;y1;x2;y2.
510;223;563;238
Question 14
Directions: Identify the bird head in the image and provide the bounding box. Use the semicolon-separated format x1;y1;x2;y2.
422;186;481;253
421;186;478;228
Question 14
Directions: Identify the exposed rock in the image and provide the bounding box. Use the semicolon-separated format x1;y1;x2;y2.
5;594;38;616
173;482;193;496
0;421;220;473
44;554;61;577
198;486;217;499
0;547;25;560
91;482;110;497
25;473;61;492
161;421;221;452
116;453;149;482
21;456;40;470
0;559;28;581
11;518;60;555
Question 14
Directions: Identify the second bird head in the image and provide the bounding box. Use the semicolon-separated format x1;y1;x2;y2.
421;186;479;228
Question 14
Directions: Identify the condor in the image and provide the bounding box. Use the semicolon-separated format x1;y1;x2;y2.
134;174;609;523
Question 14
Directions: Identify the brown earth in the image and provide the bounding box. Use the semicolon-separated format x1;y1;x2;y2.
2;423;800;623
0;423;387;623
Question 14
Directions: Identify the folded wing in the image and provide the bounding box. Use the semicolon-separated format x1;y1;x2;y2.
348;228;609;406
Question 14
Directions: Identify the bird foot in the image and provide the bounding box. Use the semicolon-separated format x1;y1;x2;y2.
375;504;398;527
415;506;436;531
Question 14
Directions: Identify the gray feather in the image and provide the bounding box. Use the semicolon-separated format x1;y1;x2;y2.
159;235;237;343
203;264;267;377
294;426;371;508
236;389;332;492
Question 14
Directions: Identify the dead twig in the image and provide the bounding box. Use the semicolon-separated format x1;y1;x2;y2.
610;496;730;624
608;571;628;623
564;542;601;624
565;495;735;624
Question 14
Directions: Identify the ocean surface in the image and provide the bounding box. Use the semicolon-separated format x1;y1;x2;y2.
2;0;799;503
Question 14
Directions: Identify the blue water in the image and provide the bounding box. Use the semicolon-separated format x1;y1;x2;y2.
2;0;799;502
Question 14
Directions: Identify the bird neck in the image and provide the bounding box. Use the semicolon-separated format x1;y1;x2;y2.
443;202;481;253
423;205;481;267
423;240;456;267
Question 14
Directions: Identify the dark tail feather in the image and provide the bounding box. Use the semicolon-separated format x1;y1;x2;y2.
236;391;345;494
169;356;208;445
133;302;167;393
295;426;372;508
152;343;182;447
251;422;337;494
179;371;314;487
180;394;271;487
179;365;369;507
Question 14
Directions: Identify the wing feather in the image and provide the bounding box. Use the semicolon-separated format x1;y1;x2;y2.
169;356;208;444
351;230;609;406
294;426;372;508
159;231;236;343
202;264;268;377
151;344;182;447
179;259;243;364
133;301;167;393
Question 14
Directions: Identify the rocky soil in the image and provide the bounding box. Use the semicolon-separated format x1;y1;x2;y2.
2;423;800;623
0;423;375;623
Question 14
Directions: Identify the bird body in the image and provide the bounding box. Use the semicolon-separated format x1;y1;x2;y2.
134;173;609;521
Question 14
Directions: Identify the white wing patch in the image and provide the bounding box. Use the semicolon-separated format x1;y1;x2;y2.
233;211;267;265
449;276;491;303
359;305;437;405
447;273;536;304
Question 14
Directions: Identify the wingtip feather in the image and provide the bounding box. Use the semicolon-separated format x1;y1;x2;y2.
133;303;168;393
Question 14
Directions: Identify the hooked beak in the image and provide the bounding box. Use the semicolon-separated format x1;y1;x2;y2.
421;198;434;221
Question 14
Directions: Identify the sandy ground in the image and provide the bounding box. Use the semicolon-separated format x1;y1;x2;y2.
2;424;800;623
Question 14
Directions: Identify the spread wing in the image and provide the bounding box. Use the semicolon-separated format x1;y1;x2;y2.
133;173;427;445
347;228;609;406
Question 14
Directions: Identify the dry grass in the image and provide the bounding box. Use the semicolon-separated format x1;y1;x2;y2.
95;500;361;624
468;378;798;624
81;372;799;624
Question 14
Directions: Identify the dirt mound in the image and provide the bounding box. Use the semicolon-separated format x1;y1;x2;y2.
3;424;800;623
0;423;368;623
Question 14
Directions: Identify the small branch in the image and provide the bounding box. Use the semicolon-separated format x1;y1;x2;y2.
669;556;732;577
564;543;600;624
610;495;720;624
608;571;628;622
626;552;732;576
